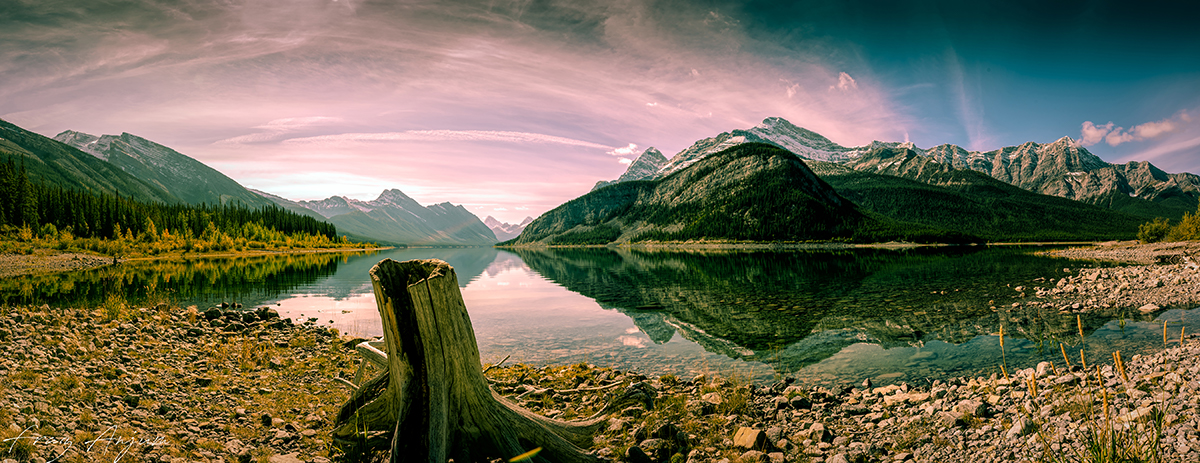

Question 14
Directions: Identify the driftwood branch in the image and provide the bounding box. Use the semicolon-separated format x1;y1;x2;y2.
482;354;511;374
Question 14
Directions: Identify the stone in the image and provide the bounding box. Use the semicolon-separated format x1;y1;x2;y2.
654;422;681;441
954;399;988;418
224;439;245;454
936;411;963;428
789;395;812;410
733;427;765;449
625;445;652;463
268;454;304;463
1139;303;1161;314
764;426;783;444
739;450;767;463
827;454;850;463
807;423;833;443
1006;417;1031;439
639;438;671;461
1035;362;1052;378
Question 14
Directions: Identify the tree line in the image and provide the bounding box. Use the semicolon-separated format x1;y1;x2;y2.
1;156;349;254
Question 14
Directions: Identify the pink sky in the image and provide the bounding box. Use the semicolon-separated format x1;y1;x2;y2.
3;0;1197;224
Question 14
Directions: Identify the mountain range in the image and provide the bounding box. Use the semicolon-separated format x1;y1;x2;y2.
252;189;497;246
1;117;497;246
512;143;965;245
53;130;275;209
515;117;1191;244
6;112;1194;247
593;117;1198;221
484;216;533;241
1;119;179;204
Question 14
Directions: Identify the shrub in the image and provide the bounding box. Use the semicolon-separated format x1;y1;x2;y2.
1165;210;1200;242
1137;218;1171;243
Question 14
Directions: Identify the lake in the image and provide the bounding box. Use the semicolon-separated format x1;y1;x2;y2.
5;245;1197;386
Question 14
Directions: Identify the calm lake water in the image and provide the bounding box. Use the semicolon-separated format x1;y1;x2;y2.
5;246;1197;386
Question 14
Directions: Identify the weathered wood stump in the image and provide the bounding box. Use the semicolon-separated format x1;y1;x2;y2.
333;258;652;462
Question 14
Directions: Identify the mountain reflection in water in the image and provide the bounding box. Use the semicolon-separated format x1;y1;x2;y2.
510;246;1196;385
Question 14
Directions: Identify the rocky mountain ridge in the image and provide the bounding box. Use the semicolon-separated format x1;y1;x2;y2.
484;216;533;241
255;188;498;246
54;130;274;209
592;147;669;191
0;119;179;204
598;117;1198;219
512;143;955;245
1;117;494;246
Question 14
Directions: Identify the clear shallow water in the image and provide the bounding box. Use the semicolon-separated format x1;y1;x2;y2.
5;246;1196;386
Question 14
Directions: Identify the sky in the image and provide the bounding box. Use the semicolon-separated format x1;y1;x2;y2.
2;0;1199;224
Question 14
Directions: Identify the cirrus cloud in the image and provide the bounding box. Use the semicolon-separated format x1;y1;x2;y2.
830;72;858;91
282;130;615;150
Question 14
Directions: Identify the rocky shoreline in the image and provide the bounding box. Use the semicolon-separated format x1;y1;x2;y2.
1031;241;1200;313
497;340;1200;463
4;298;1198;463
1;302;355;463
0;252;114;278
0;247;390;279
3;241;1200;463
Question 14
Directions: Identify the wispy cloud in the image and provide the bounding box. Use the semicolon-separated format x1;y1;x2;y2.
829;72;858;91
946;49;992;151
1078;111;1192;147
283;130;615;150
217;116;342;144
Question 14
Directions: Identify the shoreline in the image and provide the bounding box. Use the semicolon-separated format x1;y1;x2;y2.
496;240;1101;251
2;301;1198;463
0;246;392;279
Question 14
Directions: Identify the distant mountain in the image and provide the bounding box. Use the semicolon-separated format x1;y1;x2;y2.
592;147;668;191
256;188;497;246
601;116;1197;220
653;117;912;178
246;189;330;222
54;130;274;209
512;143;960;245
916;138;1200;219
808;148;1144;241
484;216;533;241
0;118;179;204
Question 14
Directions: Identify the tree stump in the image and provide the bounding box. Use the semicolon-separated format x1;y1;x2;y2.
333;258;652;462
